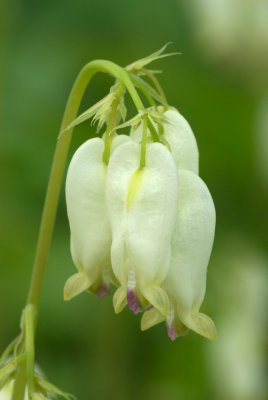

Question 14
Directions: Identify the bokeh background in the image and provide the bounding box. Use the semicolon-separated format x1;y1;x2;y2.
1;1;267;399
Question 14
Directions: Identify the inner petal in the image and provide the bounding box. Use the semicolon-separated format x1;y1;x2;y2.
167;322;177;341
127;288;140;314
97;283;110;299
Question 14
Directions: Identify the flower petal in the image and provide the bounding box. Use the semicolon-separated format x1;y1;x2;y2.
141;308;165;331
110;134;132;153
106;141;179;315
65;138;111;298
164;169;216;339
64;272;92;301
131;109;199;174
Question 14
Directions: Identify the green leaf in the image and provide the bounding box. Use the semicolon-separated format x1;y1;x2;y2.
0;337;18;366
147;116;160;142
129;74;156;106
137;69;163;76
130;74;165;104
36;376;76;400
59;92;115;136
118;98;127;122
13;333;24;366
126;43;180;72
109;112;143;134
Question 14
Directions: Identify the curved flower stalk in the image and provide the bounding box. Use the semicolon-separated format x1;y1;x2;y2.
130;108;199;174
106;141;179;316
64;135;131;301
141;169;216;340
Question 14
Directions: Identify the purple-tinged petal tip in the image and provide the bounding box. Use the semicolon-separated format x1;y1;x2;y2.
167;323;177;341
127;288;140;314
97;284;110;299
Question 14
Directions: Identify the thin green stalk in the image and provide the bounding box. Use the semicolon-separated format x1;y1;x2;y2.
140;115;148;168
11;365;27;400
103;84;124;164
12;59;144;400
140;68;168;105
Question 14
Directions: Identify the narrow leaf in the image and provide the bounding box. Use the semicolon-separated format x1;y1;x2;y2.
60;93;114;136
130;74;165;104
147;116;160;142
36;377;76;400
109;113;143;134
127;43;180;71
0;337;18;366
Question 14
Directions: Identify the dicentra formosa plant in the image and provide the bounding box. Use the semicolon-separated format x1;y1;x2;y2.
0;44;216;400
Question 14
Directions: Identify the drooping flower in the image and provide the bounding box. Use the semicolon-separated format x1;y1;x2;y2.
106;140;179;317
141;169;216;340
64;135;130;301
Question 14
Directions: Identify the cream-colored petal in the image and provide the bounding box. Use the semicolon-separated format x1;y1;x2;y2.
107;141;179;314
64;272;92;301
164;109;199;174
164;169;216;339
110;134;132;153
65;138;111;298
131;109;199;174
141;308;165;331
107;142;140;288
113;286;128;314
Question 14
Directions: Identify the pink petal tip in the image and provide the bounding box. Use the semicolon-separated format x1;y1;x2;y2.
167;323;177;341
97;284;110;299
127;288;140;314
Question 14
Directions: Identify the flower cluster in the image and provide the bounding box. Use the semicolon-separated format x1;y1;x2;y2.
64;107;216;341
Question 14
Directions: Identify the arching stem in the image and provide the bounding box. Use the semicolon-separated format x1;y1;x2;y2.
11;59;144;400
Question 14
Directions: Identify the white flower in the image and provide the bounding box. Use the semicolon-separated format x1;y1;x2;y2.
106;140;179;317
64;135;130;300
141;169;216;340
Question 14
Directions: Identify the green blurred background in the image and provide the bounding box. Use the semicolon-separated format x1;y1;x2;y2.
1;1;267;399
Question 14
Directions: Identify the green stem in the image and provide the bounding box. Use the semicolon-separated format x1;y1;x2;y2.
103;84;124;164
12;59;144;400
11;365;27;400
140;68;168;105
140;115;148;168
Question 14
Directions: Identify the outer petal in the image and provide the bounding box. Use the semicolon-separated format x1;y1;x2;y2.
107;141;179;316
164;109;199;174
110;134;132;152
131;109;199;174
65;138;111;300
164;169;216;340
